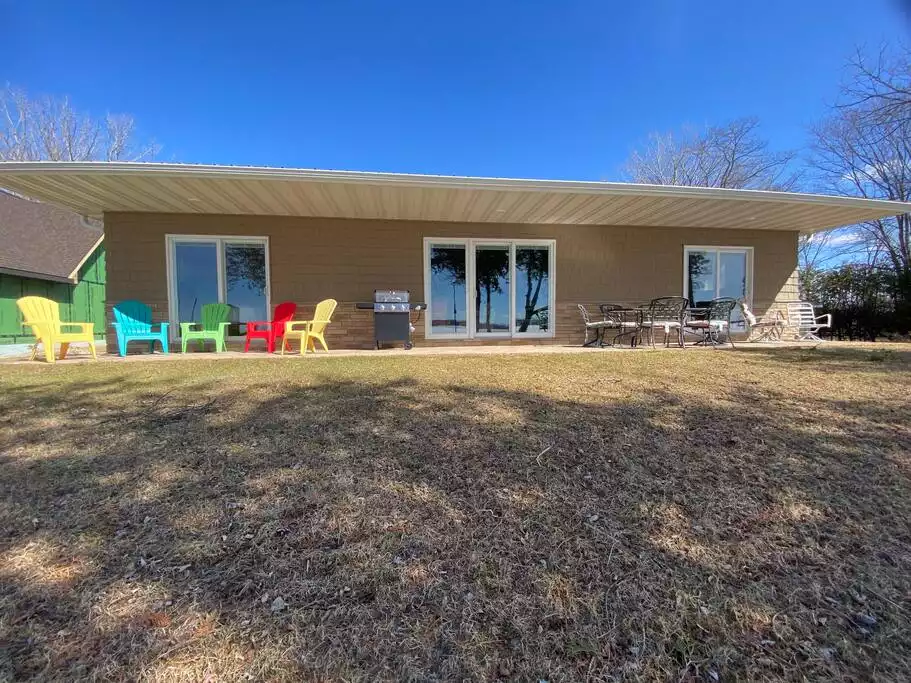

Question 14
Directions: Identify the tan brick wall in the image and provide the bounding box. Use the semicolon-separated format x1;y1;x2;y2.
104;212;799;350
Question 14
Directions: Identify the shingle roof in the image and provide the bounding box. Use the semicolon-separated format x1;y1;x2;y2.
0;191;103;283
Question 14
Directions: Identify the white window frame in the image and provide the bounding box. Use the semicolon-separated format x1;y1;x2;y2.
165;234;271;341
683;245;754;306
423;237;556;340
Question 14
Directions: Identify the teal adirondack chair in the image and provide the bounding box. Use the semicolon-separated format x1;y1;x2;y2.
112;300;170;356
180;303;233;353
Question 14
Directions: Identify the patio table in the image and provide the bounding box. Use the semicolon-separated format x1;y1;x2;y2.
598;304;645;347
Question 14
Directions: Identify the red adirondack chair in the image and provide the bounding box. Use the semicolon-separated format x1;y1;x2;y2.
244;301;297;353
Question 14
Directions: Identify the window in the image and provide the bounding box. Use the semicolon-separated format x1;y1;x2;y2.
166;235;270;337
684;246;752;323
424;238;555;339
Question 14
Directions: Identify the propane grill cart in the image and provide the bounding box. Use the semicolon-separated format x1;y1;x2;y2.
355;290;425;349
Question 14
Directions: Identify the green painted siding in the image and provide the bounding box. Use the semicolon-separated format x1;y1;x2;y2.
0;245;106;343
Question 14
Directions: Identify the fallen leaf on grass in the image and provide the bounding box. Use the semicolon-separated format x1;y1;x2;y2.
140;612;171;628
194;615;217;638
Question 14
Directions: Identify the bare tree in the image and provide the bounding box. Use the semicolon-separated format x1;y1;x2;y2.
840;44;911;132
0;86;159;161
809;45;911;325
623;117;799;190
810;54;911;275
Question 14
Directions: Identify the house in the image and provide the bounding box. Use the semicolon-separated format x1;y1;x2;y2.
0;162;906;351
0;190;105;344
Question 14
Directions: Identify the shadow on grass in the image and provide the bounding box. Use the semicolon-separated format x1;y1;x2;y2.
730;343;911;372
0;362;909;681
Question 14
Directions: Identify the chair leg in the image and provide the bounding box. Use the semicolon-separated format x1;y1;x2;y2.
88;341;97;360
582;327;596;347
118;336;127;357
58;342;70;360
182;337;189;353
43;341;55;364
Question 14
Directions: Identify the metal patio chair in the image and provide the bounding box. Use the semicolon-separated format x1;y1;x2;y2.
639;296;689;348
578;304;611;347
684;297;738;347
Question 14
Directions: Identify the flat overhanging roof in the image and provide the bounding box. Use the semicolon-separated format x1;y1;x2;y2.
0;161;907;233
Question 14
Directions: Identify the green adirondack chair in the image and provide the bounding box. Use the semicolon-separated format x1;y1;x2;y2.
180;303;233;353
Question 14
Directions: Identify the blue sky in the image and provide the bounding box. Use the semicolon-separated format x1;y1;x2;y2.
2;1;908;180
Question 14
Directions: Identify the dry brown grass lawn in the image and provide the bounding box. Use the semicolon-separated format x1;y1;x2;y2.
1;345;910;682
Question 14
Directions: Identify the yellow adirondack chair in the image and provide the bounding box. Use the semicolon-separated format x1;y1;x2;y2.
17;296;97;363
281;299;338;355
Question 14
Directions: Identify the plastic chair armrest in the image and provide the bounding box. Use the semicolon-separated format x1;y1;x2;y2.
285;321;313;334
816;314;832;327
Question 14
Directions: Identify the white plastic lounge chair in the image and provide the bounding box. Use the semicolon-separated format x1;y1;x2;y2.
786;301;832;342
740;302;785;342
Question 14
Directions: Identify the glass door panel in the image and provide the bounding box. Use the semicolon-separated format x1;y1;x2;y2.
429;243;468;335
474;244;510;335
719;250;748;324
225;242;268;321
719;251;747;299
686;250;717;308
514;245;550;333
174;241;218;324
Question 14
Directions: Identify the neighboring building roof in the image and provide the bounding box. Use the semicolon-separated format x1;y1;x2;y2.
0;190;103;284
0;161;908;234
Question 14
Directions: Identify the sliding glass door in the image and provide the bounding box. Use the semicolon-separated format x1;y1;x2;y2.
425;238;555;339
684;246;751;324
168;236;269;337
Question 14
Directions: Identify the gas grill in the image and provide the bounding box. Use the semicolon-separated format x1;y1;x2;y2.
355;290;425;349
